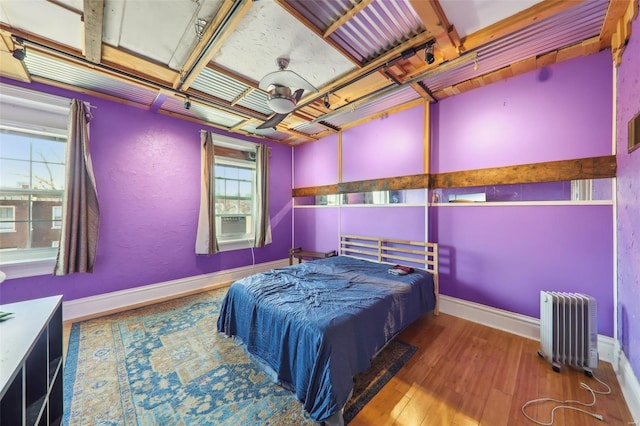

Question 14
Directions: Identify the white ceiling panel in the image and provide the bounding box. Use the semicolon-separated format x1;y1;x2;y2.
104;0;222;70
0;0;83;49
213;0;356;88
440;0;543;38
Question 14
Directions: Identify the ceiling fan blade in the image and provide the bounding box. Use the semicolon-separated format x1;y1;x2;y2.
259;69;318;92
256;113;288;130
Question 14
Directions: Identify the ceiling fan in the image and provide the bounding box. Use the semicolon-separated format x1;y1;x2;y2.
256;57;318;130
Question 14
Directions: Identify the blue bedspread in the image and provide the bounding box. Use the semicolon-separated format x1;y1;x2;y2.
216;256;436;422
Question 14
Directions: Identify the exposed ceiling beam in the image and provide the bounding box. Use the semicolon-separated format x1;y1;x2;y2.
323;0;374;38
82;0;104;64
176;0;253;91
409;0;460;60
599;0;633;49
1;23;180;87
0;32;31;83
461;0;583;52
101;44;179;86
176;0;234;87
410;82;436;102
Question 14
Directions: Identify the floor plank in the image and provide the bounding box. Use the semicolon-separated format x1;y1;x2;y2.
63;309;635;425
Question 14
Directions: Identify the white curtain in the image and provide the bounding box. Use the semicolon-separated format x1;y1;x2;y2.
195;131;219;255
254;144;272;247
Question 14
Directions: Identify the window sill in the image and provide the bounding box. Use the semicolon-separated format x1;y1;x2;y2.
218;238;255;252
0;257;55;280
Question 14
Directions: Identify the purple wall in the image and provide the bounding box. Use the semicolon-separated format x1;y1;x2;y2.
430;205;614;335
616;11;640;380
293;207;339;253
0;78;292;304
293;134;338;187
293;104;427;253
342;104;425;181
293;49;615;338
431;51;613;173
431;51;614;336
340;207;425;242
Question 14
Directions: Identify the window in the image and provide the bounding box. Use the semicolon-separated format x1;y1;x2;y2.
0;206;16;232
0;83;69;271
52;205;62;229
0;129;66;257
214;156;256;242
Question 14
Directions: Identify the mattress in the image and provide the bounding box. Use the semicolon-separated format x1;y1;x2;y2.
217;255;436;421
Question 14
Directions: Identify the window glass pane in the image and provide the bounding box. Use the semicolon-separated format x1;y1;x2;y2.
32;198;61;248
1;134;67;255
239;181;252;198
430;178;612;203
0;132;31;160
213;157;256;241
224;199;239;214
32;162;65;190
52;206;62;229
222;166;239;179
0;206;15;233
237;168;253;181
239;199;252;214
296;190;423;206
0;206;14;220
31;138;65;165
215;178;225;196
0;158;30;189
225;180;239;198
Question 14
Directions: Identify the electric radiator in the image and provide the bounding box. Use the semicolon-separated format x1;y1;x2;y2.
539;291;598;374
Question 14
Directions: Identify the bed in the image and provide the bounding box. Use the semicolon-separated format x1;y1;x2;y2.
217;234;439;424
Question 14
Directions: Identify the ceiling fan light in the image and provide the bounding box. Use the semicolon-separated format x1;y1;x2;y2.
267;86;296;114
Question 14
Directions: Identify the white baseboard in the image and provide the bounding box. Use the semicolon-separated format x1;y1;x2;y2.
613;343;640;423
63;258;289;322
439;294;616;363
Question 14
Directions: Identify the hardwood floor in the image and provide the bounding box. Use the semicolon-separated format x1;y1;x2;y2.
350;313;634;426
63;311;634;425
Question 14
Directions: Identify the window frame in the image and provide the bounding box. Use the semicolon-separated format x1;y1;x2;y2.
0;83;70;279
214;155;257;248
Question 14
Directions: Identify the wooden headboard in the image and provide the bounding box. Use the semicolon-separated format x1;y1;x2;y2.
339;234;440;315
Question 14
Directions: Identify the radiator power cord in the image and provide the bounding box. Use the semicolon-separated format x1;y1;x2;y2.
521;373;612;425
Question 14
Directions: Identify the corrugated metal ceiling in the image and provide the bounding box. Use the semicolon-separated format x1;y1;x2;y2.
161;96;246;129
422;1;608;92
23;51;158;106
322;85;421;128
285;0;425;64
190;67;272;116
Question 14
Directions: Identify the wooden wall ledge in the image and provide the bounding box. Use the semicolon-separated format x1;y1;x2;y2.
292;155;616;197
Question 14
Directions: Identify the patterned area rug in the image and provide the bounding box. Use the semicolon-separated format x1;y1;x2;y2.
64;287;417;425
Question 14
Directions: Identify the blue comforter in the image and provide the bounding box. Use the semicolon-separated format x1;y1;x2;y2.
216;256;436;422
